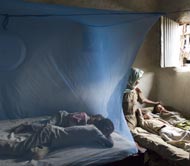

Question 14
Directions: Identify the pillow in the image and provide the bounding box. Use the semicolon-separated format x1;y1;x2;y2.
50;125;113;149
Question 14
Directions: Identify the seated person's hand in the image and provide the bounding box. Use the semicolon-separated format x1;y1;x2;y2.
156;101;161;105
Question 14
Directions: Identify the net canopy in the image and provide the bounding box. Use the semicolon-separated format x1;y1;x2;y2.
0;0;161;141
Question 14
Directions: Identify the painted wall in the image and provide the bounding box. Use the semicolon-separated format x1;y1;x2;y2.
133;20;190;116
133;21;160;107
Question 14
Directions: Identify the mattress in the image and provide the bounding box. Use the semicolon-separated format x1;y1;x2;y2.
132;127;190;166
0;117;137;166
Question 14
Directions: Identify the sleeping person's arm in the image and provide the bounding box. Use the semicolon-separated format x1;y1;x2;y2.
136;109;145;127
94;127;114;148
96;135;113;148
51;125;114;149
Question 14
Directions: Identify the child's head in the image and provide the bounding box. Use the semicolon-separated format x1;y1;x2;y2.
93;118;114;137
88;114;104;124
153;104;165;114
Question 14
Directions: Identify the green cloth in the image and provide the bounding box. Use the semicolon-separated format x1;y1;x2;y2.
175;120;190;130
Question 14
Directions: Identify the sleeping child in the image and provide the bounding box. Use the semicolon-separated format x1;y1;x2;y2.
0;111;114;160
137;109;190;152
153;104;190;130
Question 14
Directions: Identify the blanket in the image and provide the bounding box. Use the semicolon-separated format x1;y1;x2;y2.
132;127;190;166
143;111;190;152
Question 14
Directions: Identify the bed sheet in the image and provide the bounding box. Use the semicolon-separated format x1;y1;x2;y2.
0;117;137;166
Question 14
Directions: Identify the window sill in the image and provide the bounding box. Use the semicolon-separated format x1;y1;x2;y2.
174;65;190;72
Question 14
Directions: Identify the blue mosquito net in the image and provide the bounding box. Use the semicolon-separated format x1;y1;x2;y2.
0;0;161;141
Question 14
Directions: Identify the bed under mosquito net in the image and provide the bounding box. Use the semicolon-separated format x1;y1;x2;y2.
0;0;161;165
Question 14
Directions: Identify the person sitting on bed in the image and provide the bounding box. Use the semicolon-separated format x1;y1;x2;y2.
136;109;190;152
10;110;105;134
122;67;160;130
0;118;114;160
153;104;190;130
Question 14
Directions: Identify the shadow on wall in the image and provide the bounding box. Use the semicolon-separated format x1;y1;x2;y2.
141;71;158;105
157;67;190;116
132;20;161;107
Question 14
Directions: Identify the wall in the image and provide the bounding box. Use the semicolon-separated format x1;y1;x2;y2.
157;68;190;116
133;21;160;106
134;19;190;116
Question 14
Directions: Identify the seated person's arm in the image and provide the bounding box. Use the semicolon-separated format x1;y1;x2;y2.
136;88;160;105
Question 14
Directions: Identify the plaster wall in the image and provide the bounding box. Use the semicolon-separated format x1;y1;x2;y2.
134;20;190;116
133;21;160;107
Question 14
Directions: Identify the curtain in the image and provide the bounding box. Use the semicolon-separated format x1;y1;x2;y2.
161;16;180;67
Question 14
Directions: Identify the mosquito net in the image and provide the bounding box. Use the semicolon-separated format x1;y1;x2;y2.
0;0;161;141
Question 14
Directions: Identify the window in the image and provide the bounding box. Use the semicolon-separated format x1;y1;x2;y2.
180;24;190;65
161;16;190;68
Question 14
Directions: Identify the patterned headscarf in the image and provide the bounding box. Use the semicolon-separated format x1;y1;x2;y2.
124;67;144;92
